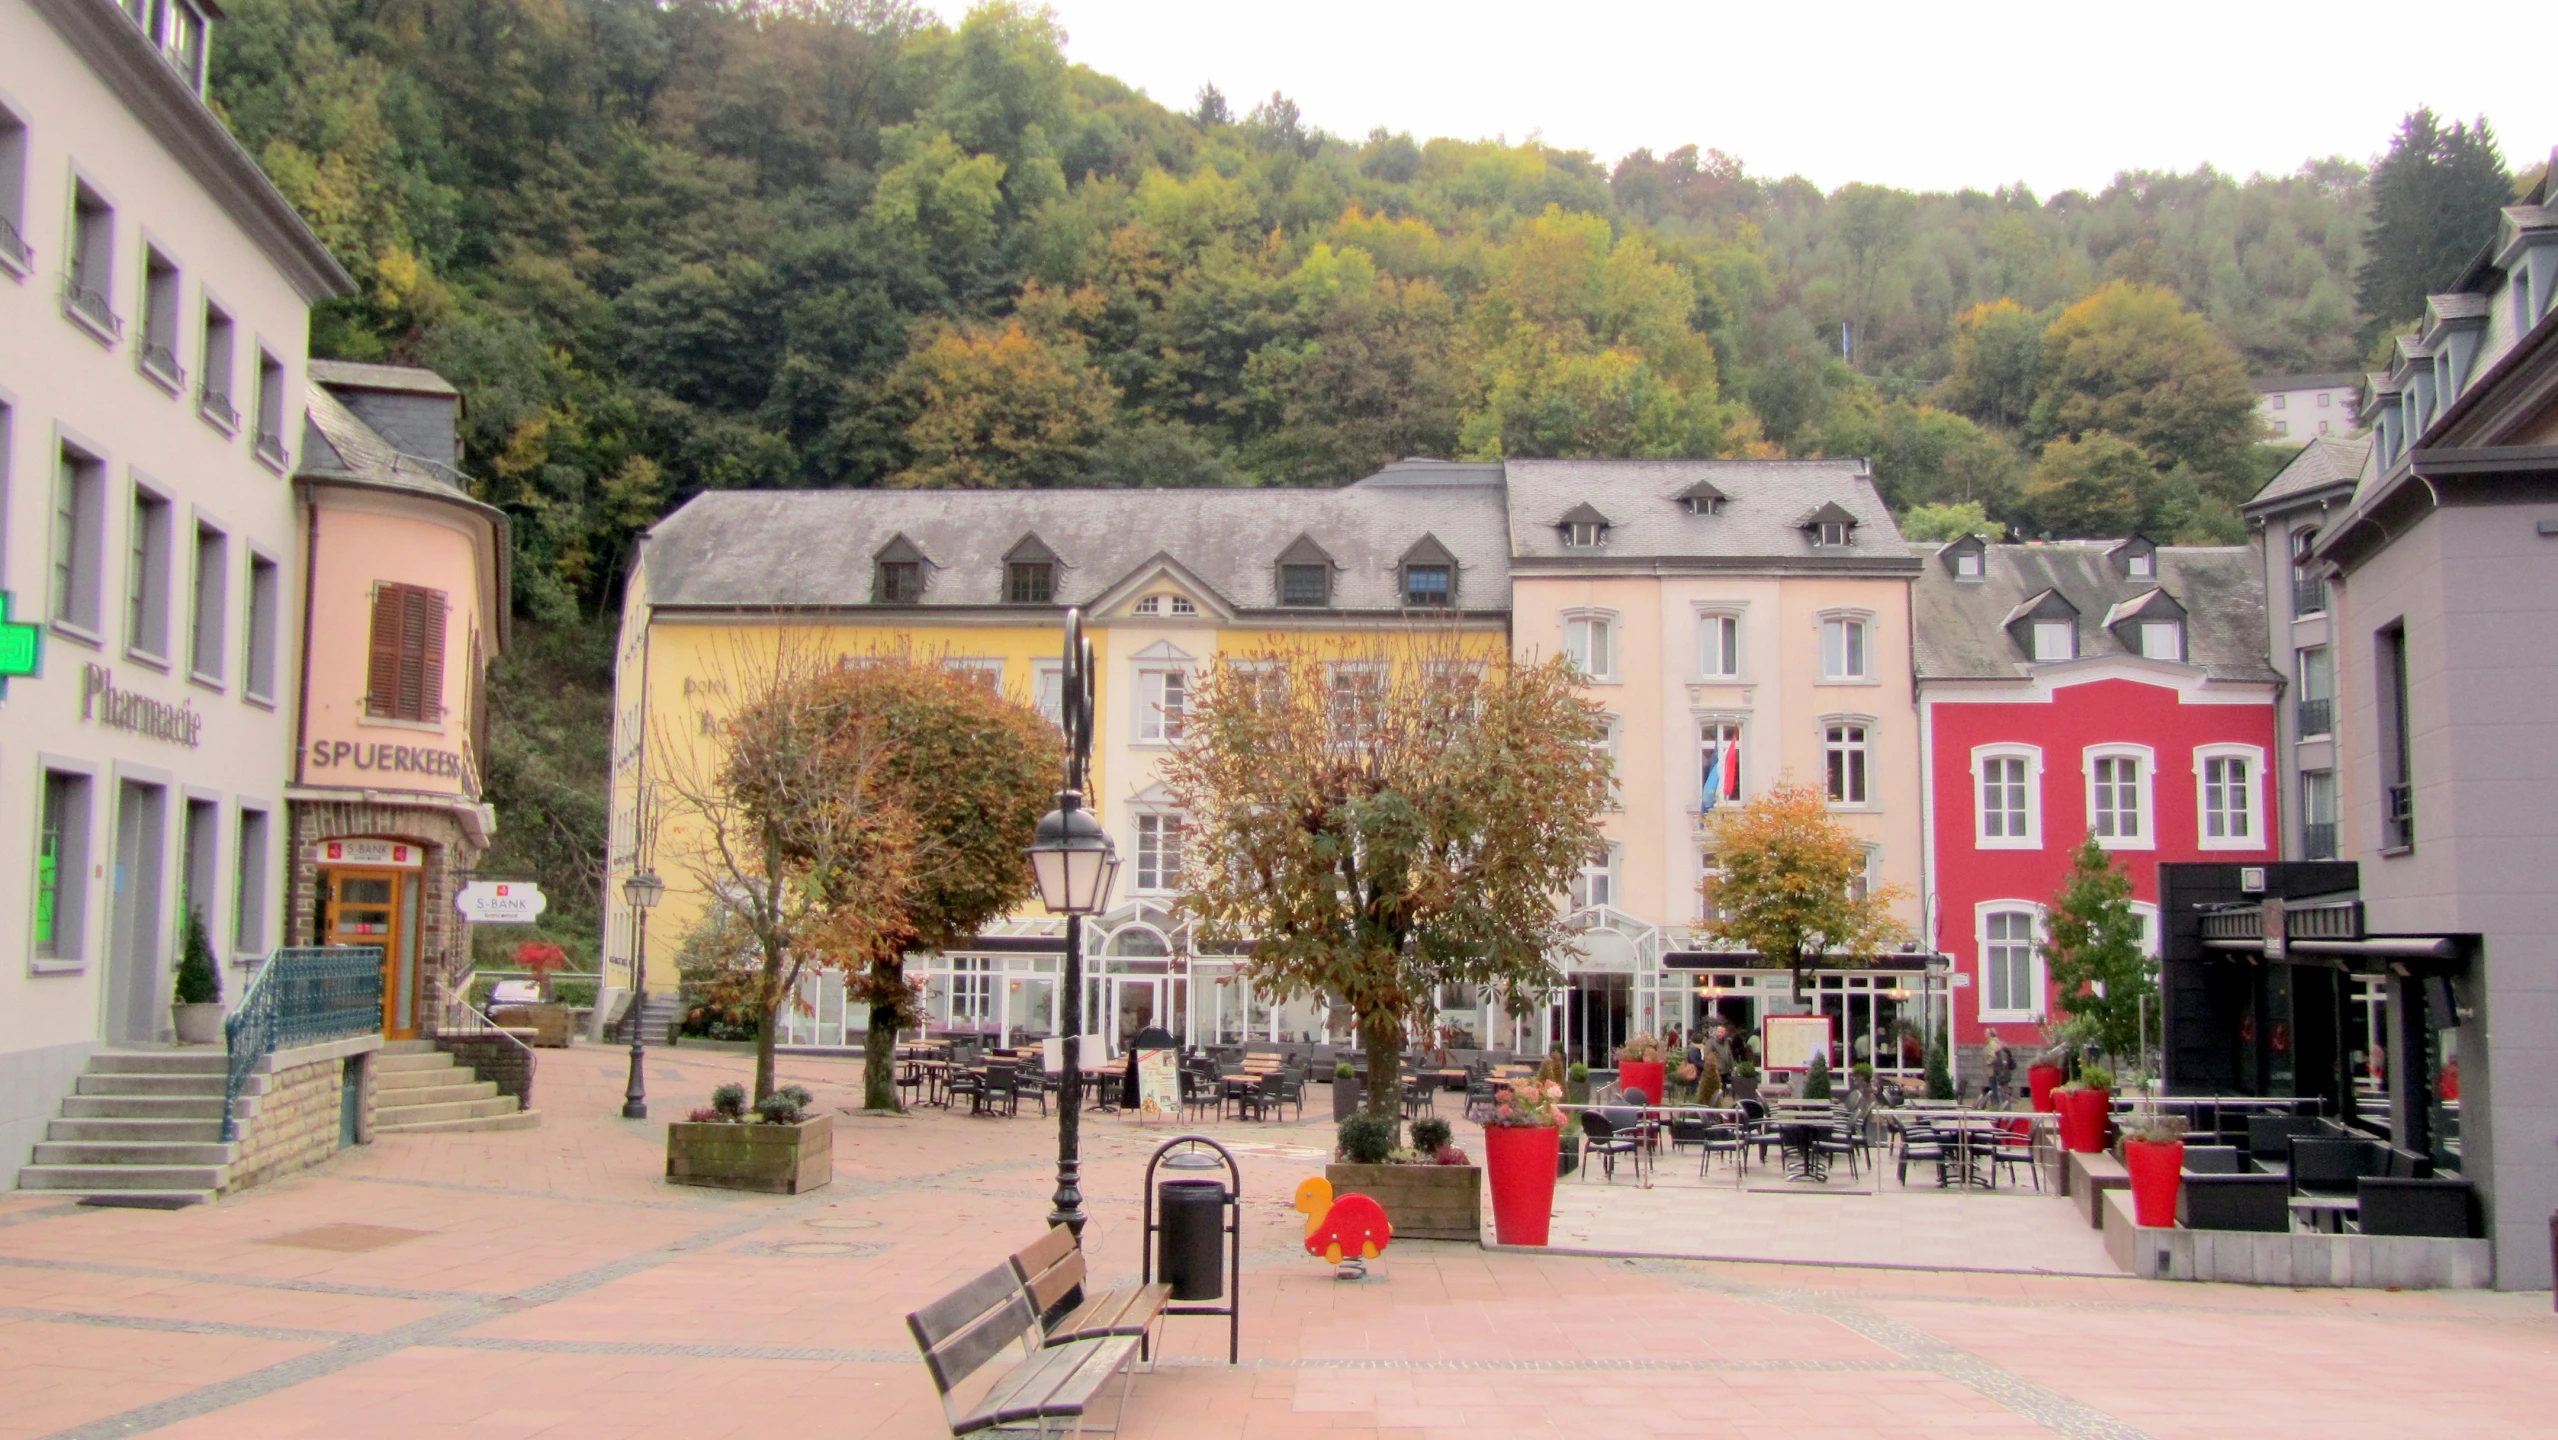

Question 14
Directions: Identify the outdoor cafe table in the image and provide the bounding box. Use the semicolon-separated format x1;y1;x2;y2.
1883;1108;2055;1189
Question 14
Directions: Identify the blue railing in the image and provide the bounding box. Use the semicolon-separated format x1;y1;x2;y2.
223;946;384;1141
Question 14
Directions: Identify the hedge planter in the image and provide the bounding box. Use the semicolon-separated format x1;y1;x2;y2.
1331;1077;1364;1121
1616;1060;1666;1106
172;1002;224;1046
2054;1088;2112;1153
1482;1125;1560;1246
1325;1162;1481;1242
667;1115;833;1194
2123;1138;2184;1228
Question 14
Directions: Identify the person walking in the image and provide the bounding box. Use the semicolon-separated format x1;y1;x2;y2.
1982;1035;2016;1109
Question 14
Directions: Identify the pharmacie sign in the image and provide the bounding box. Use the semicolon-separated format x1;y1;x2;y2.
82;664;202;747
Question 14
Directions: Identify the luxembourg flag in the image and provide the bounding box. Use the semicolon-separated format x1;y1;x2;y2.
1701;731;1738;813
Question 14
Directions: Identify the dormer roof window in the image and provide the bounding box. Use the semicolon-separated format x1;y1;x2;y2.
1940;534;1987;580
2004;589;2080;664
1675;478;1727;516
873;534;930;603
1399;534;1458;608
2105;588;2189;663
1800;501;1858;548
1003;533;1058;604
1558;502;1612;548
1275;533;1335;607
2109;536;2158;581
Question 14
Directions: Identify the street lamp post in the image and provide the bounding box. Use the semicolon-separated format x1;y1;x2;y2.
1025;609;1120;1239
622;868;665;1120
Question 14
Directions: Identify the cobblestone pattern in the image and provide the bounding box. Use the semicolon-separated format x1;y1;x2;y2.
434;1033;534;1104
226;1052;371;1193
286;800;483;1018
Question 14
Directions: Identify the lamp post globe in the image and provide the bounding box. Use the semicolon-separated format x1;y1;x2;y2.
621;868;664;1121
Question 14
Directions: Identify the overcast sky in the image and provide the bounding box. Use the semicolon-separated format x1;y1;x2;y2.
1038;0;2555;197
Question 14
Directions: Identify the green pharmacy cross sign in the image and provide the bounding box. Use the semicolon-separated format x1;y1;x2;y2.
0;592;43;697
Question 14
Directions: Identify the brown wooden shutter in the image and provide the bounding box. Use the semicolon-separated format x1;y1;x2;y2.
366;585;401;717
417;589;447;720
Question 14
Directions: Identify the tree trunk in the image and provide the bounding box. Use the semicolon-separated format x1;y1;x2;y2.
753;940;784;1102
862;956;903;1111
1359;1010;1403;1146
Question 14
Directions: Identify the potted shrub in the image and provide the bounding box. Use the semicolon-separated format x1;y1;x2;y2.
1478;1076;1565;1245
1565;1060;1591;1105
1614;1032;1668;1107
666;1083;833;1193
1331;1060;1364;1121
2121;1111;2187;1227
171;911;223;1045
1728;1060;1761;1102
1327;1113;1482;1241
2052;1065;2115;1153
1801;1053;1835;1101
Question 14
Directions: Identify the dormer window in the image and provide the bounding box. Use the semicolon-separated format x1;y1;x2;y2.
2139;622;2183;661
1558;502;1612;548
1002;533;1058;604
1675;478;1727;516
2032;621;2075;662
2105;587;2188;662
1134;596;1160;615
2005;588;2080;665
1817;521;1850;547
2127;553;2153;578
1397;534;1459;608
872;534;930;603
1941;534;1987;581
1957;552;1982;577
2110;536;2159;581
1169;595;1195;615
1280;564;1329;606
1800;501;1858;548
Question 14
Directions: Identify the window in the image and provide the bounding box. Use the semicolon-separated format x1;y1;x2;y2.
2272;419;2289;437
366;581;447;722
1138;667;1187;743
2126;552;2154;579
874;560;921;602
1974;747;2040;848
233;806;269;955
1814;520;1852;547
139;249;182;388
1699;613;1740;678
126;486;172;661
1594;714;1622;809
1402;563;1452;607
2139;621;2184;662
1279;563;1329;606
67;185;118;336
1955;551;1981;578
1824;722;1870;805
1699;720;1742;808
197;302;236;429
189;522;225;681
2302;770;2338;860
1327;664;1383;744
1006;562;1052;604
51;445;105;634
1032;660;1065;725
2296;646;2332;736
1569;843;1618;910
2270;394;2287;410
1698;849;1726;923
2031;620;2074;662
2379;622;2413;849
1167;595;1195;615
243;554;280;701
1562;614;1615;681
165;0;209;87
2291;529;2326;615
2317;391;2332;409
2087;748;2153;848
1819;615;1870;680
1132;595;1160;614
940;657;1003;692
35;771;93;961
1982;908;2040;1018
1133;813;1183;892
1565;521;1607;547
2196;747;2262;848
0;107;28;272
252;350;289;467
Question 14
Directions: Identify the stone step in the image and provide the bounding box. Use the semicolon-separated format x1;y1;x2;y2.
19;1162;228;1192
32;1140;236;1166
86;1052;230;1076
75;1191;214;1210
375;1106;539;1135
75;1073;227;1098
379;1039;443;1055
370;1094;519;1127
46;1117;227;1143
375;1051;459;1074
62;1095;228;1120
373;1081;499;1110
375;1063;468;1090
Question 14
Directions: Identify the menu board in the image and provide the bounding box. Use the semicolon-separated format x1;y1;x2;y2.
1761;1015;1834;1072
1135;1048;1180;1122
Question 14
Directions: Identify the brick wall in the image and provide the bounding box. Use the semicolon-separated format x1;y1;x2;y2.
287;800;484;1020
227;1041;377;1193
437;1033;535;1106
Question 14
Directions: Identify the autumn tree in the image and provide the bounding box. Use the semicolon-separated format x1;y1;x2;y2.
886;320;1121;489
2041;835;2155;1065
2357;109;2512;340
2027;283;2262;499
1935;299;2048;432
2021;433;2149;538
1701;781;1907;1001
1164;638;1613;1128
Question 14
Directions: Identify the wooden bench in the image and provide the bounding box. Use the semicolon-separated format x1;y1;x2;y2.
906;1263;1138;1438
1010;1225;1171;1359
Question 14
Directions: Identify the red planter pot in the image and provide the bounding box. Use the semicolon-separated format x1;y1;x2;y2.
1482;1124;1561;1246
2028;1064;2065;1113
2123;1139;2184;1228
2054;1088;2113;1153
1617;1060;1667;1106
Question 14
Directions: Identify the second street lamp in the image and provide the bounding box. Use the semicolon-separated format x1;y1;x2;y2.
1026;607;1119;1239
621;867;665;1120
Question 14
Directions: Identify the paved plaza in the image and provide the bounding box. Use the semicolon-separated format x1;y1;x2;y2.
4;1045;2554;1440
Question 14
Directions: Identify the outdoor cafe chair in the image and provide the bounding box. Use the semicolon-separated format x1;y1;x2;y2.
1273;1070;1306;1121
947;1064;989;1115
1976;1119;2038;1190
895;1054;928;1108
1895;1122;1952;1188
1401;1077;1435;1120
1007;1062;1046;1118
1232;1073;1282;1123
1810;1120;1861;1180
1578;1110;1643;1184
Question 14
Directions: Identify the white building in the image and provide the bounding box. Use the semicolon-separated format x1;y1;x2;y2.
0;0;350;1183
2253;372;2362;444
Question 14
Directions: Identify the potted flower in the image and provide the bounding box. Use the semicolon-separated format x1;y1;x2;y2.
171;910;223;1044
2121;1110;2187;1227
2052;1064;2115;1153
1728;1060;1761;1102
1327;1114;1480;1241
666;1082;833;1193
492;942;577;1047
1331;1060;1364;1121
1614;1032;1668;1108
1478;1077;1565;1245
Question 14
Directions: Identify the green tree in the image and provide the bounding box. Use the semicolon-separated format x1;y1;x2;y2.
1935;299;2047;431
887;320;1121;488
1900;500;1994;542
1163;639;1613;1128
2356;109;2511;339
2041;835;2155;1065
2021;432;2149;538
1702;781;1908;1001
2028;282;2261;497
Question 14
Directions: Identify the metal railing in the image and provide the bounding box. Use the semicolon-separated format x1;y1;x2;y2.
140;343;186;389
197;386;238;431
254;429;290;468
2296;697;2332;736
222;946;383;1141
2384;783;2416;849
61;274;122;337
0;214;29;270
2303;820;2339;860
2292;575;2327;615
437;997;540;1105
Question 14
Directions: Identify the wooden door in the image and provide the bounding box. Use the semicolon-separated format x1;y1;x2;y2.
323;868;412;1039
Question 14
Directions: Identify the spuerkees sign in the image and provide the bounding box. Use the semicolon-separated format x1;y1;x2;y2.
307;737;469;780
82;664;202;747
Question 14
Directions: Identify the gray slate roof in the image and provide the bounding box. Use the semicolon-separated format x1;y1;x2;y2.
309;358;461;398
644;483;1514;612
2245;435;2370;514
1498;459;1908;563
1912;542;2275;684
297;384;473;501
2253;372;2362;392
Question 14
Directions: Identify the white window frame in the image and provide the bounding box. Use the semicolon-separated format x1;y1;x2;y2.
1569;841;1620;911
1132;810;1184;893
1821;716;1873;808
1136;664;1190;745
2127;900;2159;959
1970;744;2043;850
1132;595;1160;615
1031;658;1065;726
2139;621;2184;662
2084;743;2157;851
1326;661;1385;744
1698;717;1745;810
2193;743;2266;852
1955;550;1982;579
939;656;1005;693
1596;713;1622;810
2030;619;2075;662
1976;901;2046;1022
2126;552;2155;579
1817;611;1874;682
1561;608;1619;684
1696;608;1743;679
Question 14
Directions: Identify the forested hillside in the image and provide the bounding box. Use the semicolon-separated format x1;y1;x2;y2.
204;0;2521;937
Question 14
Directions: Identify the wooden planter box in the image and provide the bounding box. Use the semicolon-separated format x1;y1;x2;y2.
490;1004;574;1048
667;1114;833;1194
1326;1162;1481;1241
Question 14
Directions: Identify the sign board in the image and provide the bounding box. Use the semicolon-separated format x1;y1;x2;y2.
1135;1048;1180;1122
1761;1014;1834;1072
1950;972;1972;988
309;838;423;868
0;591;40;698
456;881;548;923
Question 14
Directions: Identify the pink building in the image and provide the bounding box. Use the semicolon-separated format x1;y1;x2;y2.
1914;536;2278;1082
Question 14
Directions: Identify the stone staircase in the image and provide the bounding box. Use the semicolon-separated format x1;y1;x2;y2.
18;1051;234;1208
372;1039;538;1134
612;993;682;1045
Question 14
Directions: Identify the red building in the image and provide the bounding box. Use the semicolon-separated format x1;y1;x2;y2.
1915;536;2279;1081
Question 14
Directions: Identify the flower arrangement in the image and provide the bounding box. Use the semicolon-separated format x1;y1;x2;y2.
1616;1032;1667;1064
1486;1077;1566;1128
2123;1110;2187;1145
515;941;570;999
1411;1116;1468;1164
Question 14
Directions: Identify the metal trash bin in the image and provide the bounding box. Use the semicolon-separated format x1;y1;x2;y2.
1156;1179;1227;1301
